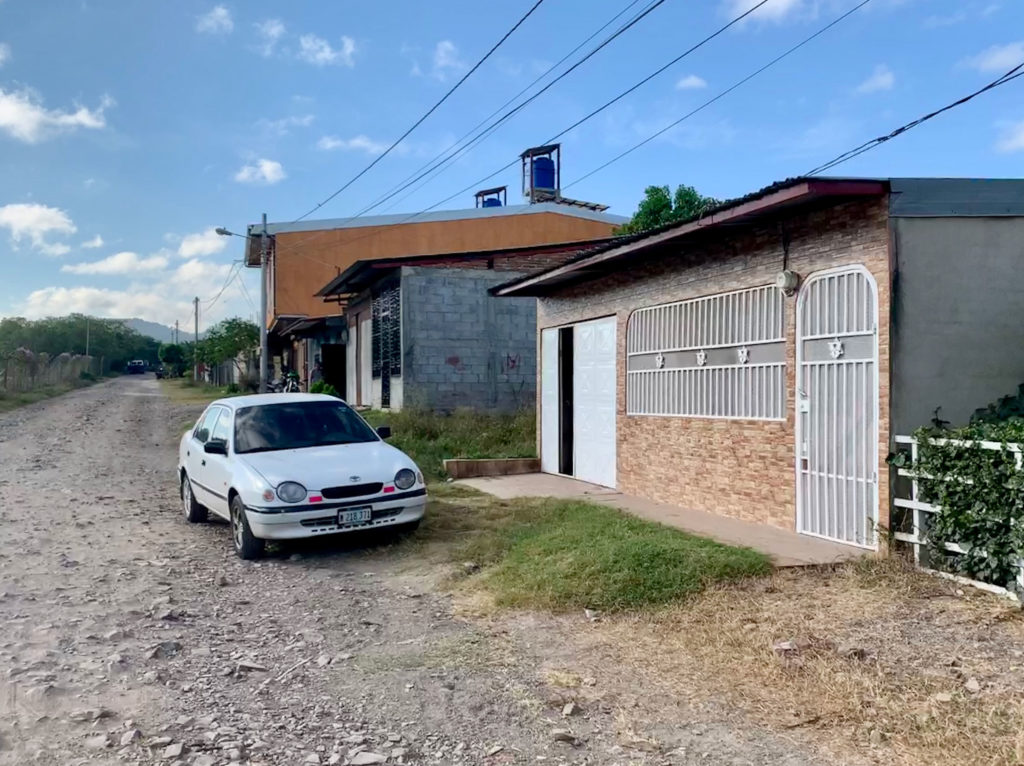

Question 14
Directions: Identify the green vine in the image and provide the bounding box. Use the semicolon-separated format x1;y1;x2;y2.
896;423;1024;590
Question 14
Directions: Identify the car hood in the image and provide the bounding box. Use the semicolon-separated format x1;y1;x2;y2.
237;441;415;490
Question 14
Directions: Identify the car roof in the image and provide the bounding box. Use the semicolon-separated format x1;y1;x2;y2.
210;393;349;410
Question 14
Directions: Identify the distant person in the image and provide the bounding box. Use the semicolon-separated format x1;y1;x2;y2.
310;359;324;387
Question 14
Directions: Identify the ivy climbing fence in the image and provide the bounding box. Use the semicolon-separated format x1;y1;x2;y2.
892;434;1024;599
0;348;98;393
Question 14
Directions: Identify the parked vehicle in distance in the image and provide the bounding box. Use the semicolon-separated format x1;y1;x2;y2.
177;394;426;559
125;360;146;375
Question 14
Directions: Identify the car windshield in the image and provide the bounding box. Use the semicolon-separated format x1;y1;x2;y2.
234;401;379;454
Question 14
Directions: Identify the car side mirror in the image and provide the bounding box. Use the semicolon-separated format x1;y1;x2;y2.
204;438;228;455
376;426;392;440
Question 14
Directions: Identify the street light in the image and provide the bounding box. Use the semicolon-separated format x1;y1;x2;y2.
217;215;269;393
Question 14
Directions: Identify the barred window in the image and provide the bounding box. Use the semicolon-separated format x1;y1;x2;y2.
371;284;401;379
626;285;786;420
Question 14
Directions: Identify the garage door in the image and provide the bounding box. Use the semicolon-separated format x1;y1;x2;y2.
573;317;617;488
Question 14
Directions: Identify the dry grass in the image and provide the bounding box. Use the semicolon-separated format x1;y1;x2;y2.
586;558;1024;765
159;378;236;406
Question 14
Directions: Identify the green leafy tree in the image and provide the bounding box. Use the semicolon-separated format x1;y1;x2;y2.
158;343;188;377
617;184;720;235
198;318;259;374
0;314;159;373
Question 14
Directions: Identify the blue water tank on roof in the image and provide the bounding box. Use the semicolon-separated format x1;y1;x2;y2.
482;197;502;208
532;156;556;191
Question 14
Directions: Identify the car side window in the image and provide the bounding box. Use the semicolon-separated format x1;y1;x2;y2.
210;409;231;446
193;407;223;445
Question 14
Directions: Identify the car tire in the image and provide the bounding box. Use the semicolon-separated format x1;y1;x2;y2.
181;473;207;523
230;495;265;560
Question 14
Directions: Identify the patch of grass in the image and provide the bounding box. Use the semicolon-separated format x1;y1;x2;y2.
160;378;238;406
411;494;771;612
588;560;1024;766
0;378;99;413
361;408;535;481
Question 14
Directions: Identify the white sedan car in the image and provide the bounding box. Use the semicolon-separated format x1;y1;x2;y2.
177;394;426;559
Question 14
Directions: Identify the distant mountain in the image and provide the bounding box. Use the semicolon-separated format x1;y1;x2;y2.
119;318;195;344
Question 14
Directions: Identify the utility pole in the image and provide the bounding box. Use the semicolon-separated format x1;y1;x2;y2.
85;317;90;357
259;212;269;393
193;296;200;382
174;320;179;345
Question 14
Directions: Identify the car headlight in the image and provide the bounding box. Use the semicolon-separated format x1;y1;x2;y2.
394;469;416;490
276;481;307;503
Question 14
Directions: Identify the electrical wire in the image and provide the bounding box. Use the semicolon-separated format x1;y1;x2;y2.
292;0;549;223
268;0;768;264
564;0;874;191
266;0;668;263
351;0;668;218
806;62;1024;175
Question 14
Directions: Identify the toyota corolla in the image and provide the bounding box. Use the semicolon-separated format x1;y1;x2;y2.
177;394;426;559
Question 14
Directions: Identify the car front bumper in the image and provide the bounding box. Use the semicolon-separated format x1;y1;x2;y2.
244;490;427;540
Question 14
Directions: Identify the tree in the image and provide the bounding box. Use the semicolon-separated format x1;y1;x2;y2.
617;184;720;235
199;318;259;374
0;314;159;373
158;343;188;377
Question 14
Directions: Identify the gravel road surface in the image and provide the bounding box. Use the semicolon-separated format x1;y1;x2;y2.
0;377;832;766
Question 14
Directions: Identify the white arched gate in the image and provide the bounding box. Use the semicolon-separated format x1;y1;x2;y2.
796;266;879;549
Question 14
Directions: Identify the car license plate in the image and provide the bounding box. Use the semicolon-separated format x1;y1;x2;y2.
338;507;372;526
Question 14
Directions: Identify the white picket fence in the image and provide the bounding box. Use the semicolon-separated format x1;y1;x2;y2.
892;434;1024;599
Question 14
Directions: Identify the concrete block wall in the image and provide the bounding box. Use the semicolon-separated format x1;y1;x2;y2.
536;198;892;535
402;266;537;412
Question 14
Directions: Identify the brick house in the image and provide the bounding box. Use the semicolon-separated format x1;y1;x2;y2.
493;177;1024;551
243;202;624;390
315;239;612;411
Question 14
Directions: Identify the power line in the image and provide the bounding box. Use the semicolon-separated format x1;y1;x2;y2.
202;261;243;311
269;0;769;263
564;0;874;191
266;0;666;265
351;0;668;218
806;61;1024;175
292;0;549;223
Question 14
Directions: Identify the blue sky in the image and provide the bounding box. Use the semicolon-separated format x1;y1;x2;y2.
1;0;1021;329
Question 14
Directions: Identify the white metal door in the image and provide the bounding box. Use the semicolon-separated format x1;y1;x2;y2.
573;317;617;488
540;328;560;474
796;267;878;548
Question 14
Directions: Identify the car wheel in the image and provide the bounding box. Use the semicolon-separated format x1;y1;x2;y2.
230;495;265;560
181;473;207;523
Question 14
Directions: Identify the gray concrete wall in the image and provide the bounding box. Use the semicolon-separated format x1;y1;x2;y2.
891;216;1024;434
401;266;536;412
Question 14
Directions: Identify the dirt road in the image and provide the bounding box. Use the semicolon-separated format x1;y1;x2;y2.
0;377;830;766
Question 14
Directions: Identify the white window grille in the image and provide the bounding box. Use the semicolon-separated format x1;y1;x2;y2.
626;285;785;420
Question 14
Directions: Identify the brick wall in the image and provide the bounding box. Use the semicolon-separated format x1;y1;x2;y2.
536;198;892;536
402;266;536;412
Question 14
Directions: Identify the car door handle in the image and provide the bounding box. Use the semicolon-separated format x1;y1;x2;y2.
201;459;206;466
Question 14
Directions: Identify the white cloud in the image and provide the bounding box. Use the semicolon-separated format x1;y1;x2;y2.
259;114;314;135
61;251;169;275
0;43;10;67
996;120;1024;152
316;134;390;155
197;6;233;35
0;88;112;143
21;286;194;326
724;0;805;22
174;258;233;286
676;74;708;90
964;41;1024;72
233;158;286;185
0;203;76;256
255;19;285;56
178;227;228;258
81;234;104;249
431;40;464;80
856;64;895;94
297;34;356;67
